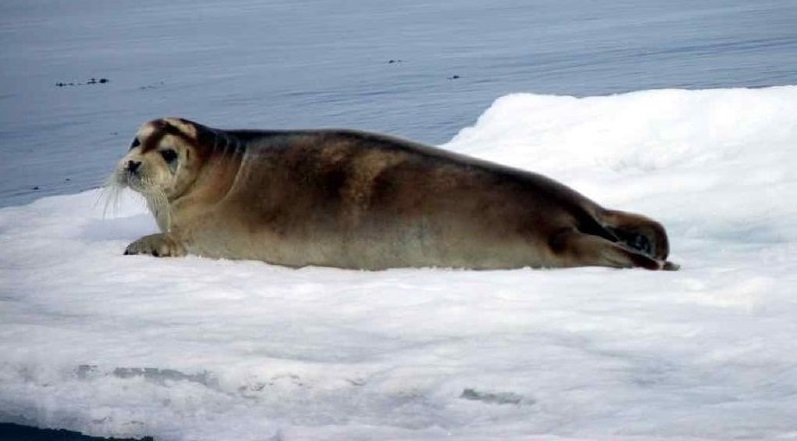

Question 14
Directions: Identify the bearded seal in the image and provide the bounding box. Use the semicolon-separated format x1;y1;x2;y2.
109;118;679;271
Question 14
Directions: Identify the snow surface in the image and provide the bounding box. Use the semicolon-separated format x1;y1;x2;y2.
2;87;797;440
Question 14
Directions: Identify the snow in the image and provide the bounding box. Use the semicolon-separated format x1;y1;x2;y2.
2;87;797;440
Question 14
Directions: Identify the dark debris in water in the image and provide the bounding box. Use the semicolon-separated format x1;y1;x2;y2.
56;78;110;87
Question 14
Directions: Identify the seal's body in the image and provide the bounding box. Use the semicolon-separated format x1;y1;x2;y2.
112;118;678;270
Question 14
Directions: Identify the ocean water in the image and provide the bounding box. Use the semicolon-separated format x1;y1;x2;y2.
1;0;796;207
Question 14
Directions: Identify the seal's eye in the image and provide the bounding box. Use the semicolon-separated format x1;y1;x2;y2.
160;149;178;163
129;138;141;149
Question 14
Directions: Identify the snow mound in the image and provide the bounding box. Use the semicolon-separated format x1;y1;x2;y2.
2;87;797;441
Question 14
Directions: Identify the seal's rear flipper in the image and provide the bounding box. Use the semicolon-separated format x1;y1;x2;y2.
549;230;678;271
599;209;670;261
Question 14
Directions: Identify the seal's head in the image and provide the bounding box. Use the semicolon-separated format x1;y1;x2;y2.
113;118;203;200
104;118;213;231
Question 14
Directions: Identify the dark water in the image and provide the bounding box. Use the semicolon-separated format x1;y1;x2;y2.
1;0;796;208
0;423;152;441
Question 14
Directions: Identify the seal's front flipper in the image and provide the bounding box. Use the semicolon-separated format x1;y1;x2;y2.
124;233;186;258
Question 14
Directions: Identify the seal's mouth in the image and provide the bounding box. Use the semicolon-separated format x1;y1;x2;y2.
117;160;144;191
124;172;141;190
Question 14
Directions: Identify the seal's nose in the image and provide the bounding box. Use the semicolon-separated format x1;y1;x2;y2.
126;160;141;173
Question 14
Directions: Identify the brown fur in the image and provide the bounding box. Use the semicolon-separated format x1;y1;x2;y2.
112;118;679;270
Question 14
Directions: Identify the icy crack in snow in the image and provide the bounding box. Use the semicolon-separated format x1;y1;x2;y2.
460;388;526;406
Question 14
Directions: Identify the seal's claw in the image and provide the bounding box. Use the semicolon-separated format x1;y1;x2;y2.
124;233;186;258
